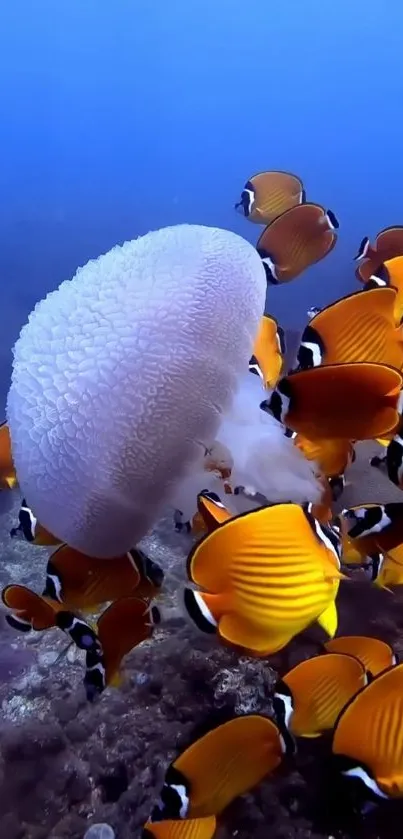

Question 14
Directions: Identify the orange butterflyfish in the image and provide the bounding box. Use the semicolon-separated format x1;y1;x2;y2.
296;287;403;372
0;422;17;490
183;503;344;655
249;314;285;389
83;596;158;701
256;203;338;285
273;652;367;738
261;362;402;441
10;499;61;546
235;170;304;225
355;226;403;283
1;583;101;653
324;635;397;678
42;545;164;612
142;817;217;839
146;715;288;822
332;662;403;799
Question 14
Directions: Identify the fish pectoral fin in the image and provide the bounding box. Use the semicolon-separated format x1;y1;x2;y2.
316;601;338;638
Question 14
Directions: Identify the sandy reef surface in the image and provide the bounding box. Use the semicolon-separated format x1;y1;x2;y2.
0;443;403;839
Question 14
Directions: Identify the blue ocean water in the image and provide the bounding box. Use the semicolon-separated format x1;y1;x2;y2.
1;0;402;412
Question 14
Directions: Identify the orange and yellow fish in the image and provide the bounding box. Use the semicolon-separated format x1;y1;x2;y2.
184;503;344;655
274;652;367;738
332;662;403;799
249;314;285;389
256;203;338;284
145;715;288;825
325;635;397;677
262;362;402;442
355;226;403;283
235;170;304;225
296;287;403;372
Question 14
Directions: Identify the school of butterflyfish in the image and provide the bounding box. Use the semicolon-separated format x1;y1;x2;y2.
3;171;403;835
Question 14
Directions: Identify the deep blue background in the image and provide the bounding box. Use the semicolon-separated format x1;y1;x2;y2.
1;0;402;411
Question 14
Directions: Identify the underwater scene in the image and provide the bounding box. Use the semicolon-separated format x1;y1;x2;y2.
2;1;403;838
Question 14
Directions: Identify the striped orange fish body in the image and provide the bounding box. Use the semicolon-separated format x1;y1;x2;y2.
325;635;396;677
172;715;285;818
280;362;402;441
276;653;367;738
187;504;343;653
236;170;304;225
250;314;285;388
303;287;403;371
256;203;337;283
332;663;403;798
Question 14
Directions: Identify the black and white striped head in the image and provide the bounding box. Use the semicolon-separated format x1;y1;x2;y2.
354;236;370;261
256;245;279;284
297;324;325;370
342;504;392;540
260;378;292;424
248;354;264;381
149;765;190;823
273;679;294;732
235;182;255;217
183;588;217;635
304;503;342;563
